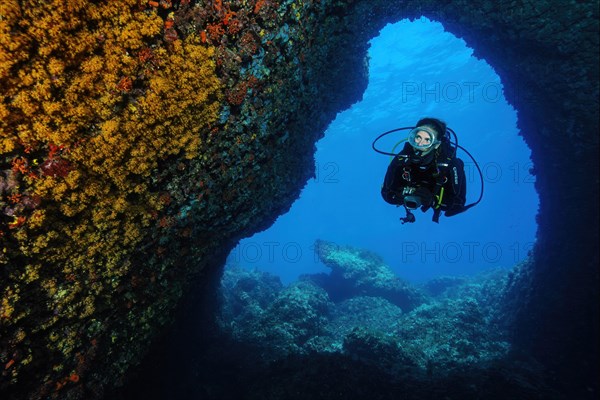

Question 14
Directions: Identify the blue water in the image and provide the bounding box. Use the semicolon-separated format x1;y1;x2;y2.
228;18;539;284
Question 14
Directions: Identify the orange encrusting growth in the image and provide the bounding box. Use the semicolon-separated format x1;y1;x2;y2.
0;0;222;388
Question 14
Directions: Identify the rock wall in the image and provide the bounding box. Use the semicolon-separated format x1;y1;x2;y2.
1;1;369;398
1;0;597;398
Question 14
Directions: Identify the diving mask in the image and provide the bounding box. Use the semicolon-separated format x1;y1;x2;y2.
407;126;439;151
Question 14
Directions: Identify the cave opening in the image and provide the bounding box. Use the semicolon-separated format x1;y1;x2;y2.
200;17;544;397
227;17;539;284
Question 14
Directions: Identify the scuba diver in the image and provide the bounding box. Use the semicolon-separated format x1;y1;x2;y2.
374;117;482;223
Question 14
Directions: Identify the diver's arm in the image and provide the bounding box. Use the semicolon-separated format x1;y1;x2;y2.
381;154;407;205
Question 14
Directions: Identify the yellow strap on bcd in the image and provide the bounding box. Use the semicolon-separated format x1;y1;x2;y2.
434;186;445;209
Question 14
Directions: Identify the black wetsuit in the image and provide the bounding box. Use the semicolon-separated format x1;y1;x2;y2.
381;142;466;220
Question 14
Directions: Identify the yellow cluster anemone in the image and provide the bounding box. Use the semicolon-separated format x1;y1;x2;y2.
0;0;222;389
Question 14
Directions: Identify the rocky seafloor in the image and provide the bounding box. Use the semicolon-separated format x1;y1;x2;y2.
113;240;565;400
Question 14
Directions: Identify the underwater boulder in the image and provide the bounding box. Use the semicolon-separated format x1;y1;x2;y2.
422;276;467;297
223;280;333;359
338;274;511;378
260;281;332;350
395;297;510;374
329;296;404;341
343;326;417;376
218;266;283;331
441;267;513;331
313;239;427;311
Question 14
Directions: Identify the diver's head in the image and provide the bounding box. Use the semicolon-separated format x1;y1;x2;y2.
408;126;438;153
408;117;447;155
